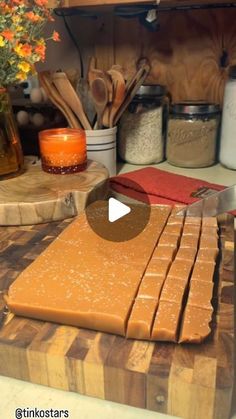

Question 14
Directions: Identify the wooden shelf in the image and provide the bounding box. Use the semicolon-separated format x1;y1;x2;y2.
49;0;236;9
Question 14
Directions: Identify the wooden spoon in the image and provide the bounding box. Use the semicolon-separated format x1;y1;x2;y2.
52;72;92;130
38;71;81;129
90;78;108;129
113;63;150;126
107;69;126;128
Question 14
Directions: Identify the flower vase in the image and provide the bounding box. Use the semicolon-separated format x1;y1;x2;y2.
0;88;24;179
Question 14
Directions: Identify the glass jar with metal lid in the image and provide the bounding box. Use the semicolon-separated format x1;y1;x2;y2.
166;102;221;168
118;84;167;164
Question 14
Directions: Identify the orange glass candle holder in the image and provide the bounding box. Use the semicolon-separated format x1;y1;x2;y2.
39;128;87;174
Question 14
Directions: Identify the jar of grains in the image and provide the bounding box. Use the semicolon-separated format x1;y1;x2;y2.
118;84;167;164
166;102;221;168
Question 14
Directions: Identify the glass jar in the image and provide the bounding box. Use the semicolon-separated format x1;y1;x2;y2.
166;102;220;168
0;88;24;179
118;84;167;164
219;66;236;170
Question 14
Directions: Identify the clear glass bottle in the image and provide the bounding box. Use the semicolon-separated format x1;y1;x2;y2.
219;66;236;170
118;85;167;164
0;88;24;179
166;102;220;168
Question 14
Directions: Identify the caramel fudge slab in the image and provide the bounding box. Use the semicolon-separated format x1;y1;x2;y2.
6;204;171;336
126;298;158;339
179;305;213;343
151;301;182;342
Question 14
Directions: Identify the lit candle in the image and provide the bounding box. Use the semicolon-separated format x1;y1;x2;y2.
39;128;87;174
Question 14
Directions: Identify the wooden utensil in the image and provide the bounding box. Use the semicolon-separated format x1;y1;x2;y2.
113;63;150;126
107;69;126;128
38;71;81;129
90;78;108;129
52;72;92;130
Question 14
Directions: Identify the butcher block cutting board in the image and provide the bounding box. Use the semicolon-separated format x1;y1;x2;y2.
0;213;234;419
0;159;108;226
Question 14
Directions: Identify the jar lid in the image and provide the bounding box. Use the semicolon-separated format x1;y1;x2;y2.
171;101;220;115
229;65;236;79
134;84;166;99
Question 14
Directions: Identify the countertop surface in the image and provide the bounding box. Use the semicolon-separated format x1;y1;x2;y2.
1;161;235;419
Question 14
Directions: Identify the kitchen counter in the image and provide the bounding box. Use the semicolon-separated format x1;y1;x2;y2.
1;161;235;419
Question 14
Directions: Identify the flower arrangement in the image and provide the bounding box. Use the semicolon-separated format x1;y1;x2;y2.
0;0;60;87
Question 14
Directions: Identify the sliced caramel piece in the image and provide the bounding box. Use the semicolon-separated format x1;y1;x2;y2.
160;278;186;304
138;276;164;299
179;305;212;343
182;224;200;236
152;246;176;261
175;247;197;262
167;260;193;281
202;217;218;228
191;261;216;282
184;216;201;226
163;224;183;236
158;233;179;248
152;301;181;342
126;298;157;339
167;216;184;226
197;248;219;262
188;280;213;309
145;259;171;278
180;235;199;248
201;226;218;236
200;235;218;249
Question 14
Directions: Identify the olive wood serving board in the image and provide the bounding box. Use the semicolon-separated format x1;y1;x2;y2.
0;159;108;226
0;212;234;418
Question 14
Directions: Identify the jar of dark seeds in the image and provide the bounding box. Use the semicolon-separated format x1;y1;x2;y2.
118;85;167;164
167;102;221;168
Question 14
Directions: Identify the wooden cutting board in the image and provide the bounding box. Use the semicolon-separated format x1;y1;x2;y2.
0;159;108;226
0;213;234;419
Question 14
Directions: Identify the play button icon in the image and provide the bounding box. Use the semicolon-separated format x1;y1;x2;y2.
108;198;131;223
85;177;151;242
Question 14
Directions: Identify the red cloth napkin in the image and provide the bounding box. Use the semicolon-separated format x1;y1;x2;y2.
110;167;234;211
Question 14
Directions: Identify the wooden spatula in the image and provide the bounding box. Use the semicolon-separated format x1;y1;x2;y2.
113;63;150;126
52;72;92;130
38;71;81;129
90;78;108;129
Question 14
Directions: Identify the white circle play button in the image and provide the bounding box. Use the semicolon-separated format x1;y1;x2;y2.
85;178;151;242
108;198;131;223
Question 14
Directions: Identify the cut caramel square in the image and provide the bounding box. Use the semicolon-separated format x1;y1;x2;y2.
126;298;158;339
145;259;171;278
160;278;186;304
199;235;218;249
175;247;197;262
179;305;213;343
197;248;219;262
152;246;176;261
158;233;179;248
151;301;181;342
182;224;200;236
187;280;214;309
180;235;199;248
167;260;193;281
137;276;164;300
163;224;183;236
184;216;201;226
202;217;218;228
191;261;216;282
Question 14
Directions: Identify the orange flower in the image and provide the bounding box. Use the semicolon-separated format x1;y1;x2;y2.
1;29;14;41
25;11;42;22
34;0;48;5
52;31;60;42
14;43;32;57
35;43;46;60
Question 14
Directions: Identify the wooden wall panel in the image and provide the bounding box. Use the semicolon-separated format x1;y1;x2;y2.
73;8;236;105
